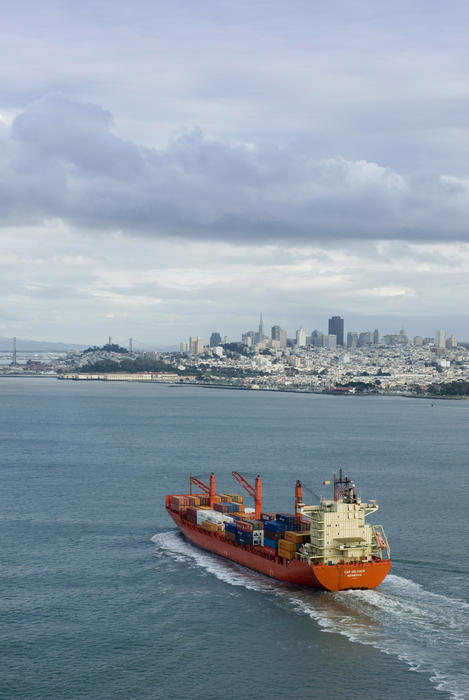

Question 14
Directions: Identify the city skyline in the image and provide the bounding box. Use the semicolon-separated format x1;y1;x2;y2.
180;314;462;352
2;313;465;351
1;2;469;344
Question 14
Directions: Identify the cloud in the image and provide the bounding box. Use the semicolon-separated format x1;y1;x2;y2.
1;93;469;245
1;219;468;344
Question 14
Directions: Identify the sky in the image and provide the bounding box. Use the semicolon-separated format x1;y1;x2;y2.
1;0;469;346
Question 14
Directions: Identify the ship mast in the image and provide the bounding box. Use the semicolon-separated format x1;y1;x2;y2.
333;468;357;503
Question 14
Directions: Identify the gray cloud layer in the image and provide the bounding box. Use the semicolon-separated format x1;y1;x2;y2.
2;94;469;244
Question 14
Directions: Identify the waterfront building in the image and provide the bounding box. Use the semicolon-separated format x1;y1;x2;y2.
328;316;344;346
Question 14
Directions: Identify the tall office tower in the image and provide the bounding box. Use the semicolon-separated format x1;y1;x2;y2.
435;330;446;349
373;329;380;344
189;336;204;354
358;332;372;347
310;329;324;347
328;316;344;346
242;333;253;347
325;334;337;349
210;332;222;347
413;336;424;346
446;334;457;348
271;325;287;348
347;332;358;349
257;313;264;343
296;327;306;347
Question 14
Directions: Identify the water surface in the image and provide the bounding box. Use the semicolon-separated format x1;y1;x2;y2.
1;379;468;699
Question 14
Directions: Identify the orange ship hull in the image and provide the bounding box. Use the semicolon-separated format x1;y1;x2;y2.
167;507;391;591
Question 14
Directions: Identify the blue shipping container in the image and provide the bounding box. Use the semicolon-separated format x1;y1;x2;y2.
264;521;285;533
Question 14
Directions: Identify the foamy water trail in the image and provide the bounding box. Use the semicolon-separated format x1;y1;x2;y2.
152;531;469;700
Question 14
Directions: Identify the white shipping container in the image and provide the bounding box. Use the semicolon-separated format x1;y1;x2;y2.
196;509;234;525
253;532;264;545
196;510;216;525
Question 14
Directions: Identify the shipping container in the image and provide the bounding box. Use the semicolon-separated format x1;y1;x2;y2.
284;531;308;544
213;502;229;513
264;521;286;534
278;548;295;560
261;513;276;521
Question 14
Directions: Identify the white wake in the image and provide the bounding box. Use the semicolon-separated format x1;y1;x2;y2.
152;531;469;700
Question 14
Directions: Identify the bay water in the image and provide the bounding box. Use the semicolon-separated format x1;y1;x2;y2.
1;379;468;699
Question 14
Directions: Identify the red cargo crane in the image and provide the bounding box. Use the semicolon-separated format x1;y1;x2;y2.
295;480;303;516
189;473;217;509
189;473;210;495
232;472;262;519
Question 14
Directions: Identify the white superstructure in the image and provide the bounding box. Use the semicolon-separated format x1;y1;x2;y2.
298;470;390;565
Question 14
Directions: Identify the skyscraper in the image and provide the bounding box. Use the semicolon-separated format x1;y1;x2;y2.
435;330;446;349
296;327;306;347
328;316;344;346
189;336;204;354
347;332;358;349
446;334;457;348
210;332;222;347
271;325;287;348
257;313;264;343
310;329;324;347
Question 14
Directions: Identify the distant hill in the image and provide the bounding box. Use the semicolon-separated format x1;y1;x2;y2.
0;336;87;351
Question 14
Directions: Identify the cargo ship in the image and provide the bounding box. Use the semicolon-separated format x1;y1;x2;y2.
165;470;391;591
